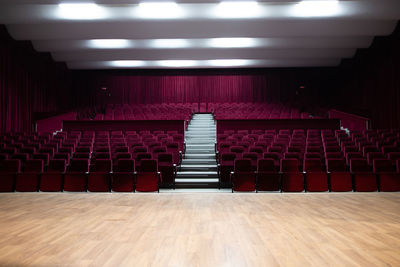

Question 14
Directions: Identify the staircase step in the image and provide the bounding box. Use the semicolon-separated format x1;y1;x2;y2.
180;164;217;171
175;178;219;188
181;159;217;165
176;171;218;178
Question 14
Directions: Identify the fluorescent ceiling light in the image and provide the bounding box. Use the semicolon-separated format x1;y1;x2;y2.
208;38;256;48
208;59;253;67
88;39;131;49
110;60;146;67
292;0;340;17
137;2;184;19
214;1;260;18
58;3;107;20
157;60;197;67
150;39;189;49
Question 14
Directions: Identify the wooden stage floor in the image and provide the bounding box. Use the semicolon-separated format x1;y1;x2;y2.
0;192;399;267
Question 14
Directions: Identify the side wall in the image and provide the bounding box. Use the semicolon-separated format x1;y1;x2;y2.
333;22;400;129
0;26;72;133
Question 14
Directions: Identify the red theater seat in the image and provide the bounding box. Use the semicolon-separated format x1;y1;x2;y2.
256;159;280;191
350;159;377;192
326;158;352;192
112;159;135;192
231;159;255;192
0;159;21;192
158;153;176;188
218;153;236;187
281;159;304;192
136;159;160;192
64;159;89;191
15;159;43;192
304;159;328;192
40;159;66;192
88;159;112;192
373;159;400;192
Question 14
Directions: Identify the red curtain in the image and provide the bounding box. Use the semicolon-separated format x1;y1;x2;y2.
0;26;72;133
84;68;331;107
333;22;400;129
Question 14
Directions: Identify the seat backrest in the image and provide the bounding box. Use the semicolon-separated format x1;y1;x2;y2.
24;159;43;172
158;153;173;164
68;159;89;172
74;152;90;159
350;159;371;172
263;152;280;161
242;152;258;161
92;159;112;172
32;153;49;165
0;159;21;172
304;159;324;172
115;159;135;172
115;152;131;160
220;153;236;163
280;159;300;172
234;159;252;172
326;158;347;172
47;159;66;172
373;159;395;172
257;159;276;172
325;152;343;159
230;146;244;154
135;152;152;162
139;159;158;172
133;146;148;153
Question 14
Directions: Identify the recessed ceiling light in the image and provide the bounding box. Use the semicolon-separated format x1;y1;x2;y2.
88;39;131;49
291;0;340;17
150;39;190;49
214;1;260;18
136;2;184;19
208;59;253;67
58;3;107;20
157;60;197;67
110;60;146;67
208;38;256;48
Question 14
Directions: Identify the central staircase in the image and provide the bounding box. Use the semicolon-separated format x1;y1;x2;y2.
175;113;219;188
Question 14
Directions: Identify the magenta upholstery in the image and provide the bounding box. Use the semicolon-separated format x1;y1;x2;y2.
256;159;280;191
231;159;255;192
88;159;112;192
40;159;66;192
0;159;21;192
16;159;43;192
112;159;135;192
135;159;159;192
64;159;89;192
158;153;175;188
218;153;236;187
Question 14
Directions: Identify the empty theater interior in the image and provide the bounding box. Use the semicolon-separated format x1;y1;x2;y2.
1;0;400;266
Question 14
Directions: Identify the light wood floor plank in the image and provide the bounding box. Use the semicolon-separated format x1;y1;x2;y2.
0;193;399;267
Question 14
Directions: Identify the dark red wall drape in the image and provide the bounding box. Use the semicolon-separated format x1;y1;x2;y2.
332;21;400;129
0;26;72;133
76;68;333;108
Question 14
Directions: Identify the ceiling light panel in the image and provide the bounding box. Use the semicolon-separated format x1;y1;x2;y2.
149;39;190;48
110;60;146;67
291;0;341;18
135;2;185;19
208;38;257;48
57;3;108;20
88;39;131;49
214;1;261;18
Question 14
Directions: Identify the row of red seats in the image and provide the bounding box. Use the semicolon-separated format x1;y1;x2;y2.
227;158;400;192
96;103;196;121
0;157;175;192
210;102;314;120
